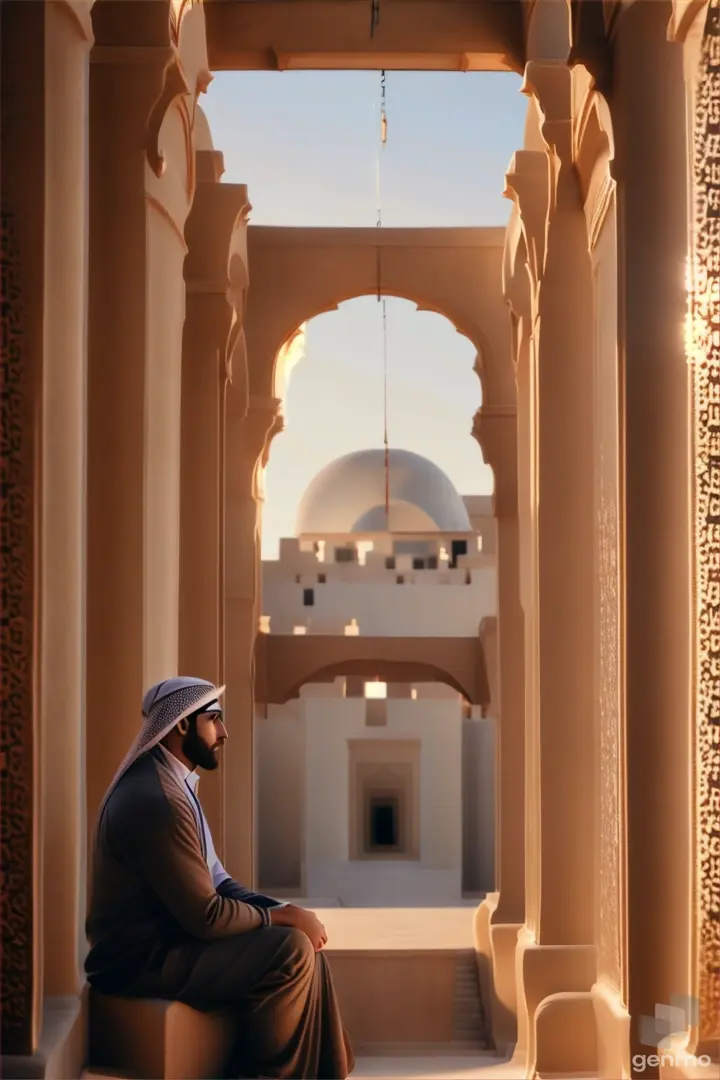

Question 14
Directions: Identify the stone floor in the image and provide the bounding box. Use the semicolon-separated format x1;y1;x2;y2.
293;904;481;951
351;1052;525;1078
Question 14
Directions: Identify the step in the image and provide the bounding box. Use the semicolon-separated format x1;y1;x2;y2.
82;1072;138;1079
325;948;489;1050
352;1053;523;1078
86;992;234;1080
452;957;486;1047
354;1041;489;1055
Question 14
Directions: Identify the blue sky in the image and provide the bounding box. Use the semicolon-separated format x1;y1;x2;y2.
201;71;526;555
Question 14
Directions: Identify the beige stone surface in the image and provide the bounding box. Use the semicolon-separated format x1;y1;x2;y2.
351;1052;525;1078
288;906;480;952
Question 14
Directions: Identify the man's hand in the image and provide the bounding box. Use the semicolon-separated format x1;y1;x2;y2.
270;904;327;950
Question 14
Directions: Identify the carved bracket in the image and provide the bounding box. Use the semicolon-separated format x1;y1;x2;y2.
504;150;550;288
472;406;519;519
225;195;252;402
146;52;192;178
503;205;534;330
522;60;574;166
246;396;285;500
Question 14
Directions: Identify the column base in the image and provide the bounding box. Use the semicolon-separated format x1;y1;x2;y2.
474;893;523;1056
592;977;631;1079
1;994;86;1079
515;925;597;1077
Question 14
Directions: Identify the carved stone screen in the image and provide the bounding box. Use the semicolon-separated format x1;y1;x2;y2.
592;202;626;997
691;0;720;1042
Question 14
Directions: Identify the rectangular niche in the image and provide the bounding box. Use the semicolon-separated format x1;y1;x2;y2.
348;739;420;861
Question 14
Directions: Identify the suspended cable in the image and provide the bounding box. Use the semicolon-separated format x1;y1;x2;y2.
375;70;390;530
370;0;380;37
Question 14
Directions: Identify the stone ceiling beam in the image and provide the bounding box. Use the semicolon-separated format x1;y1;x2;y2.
204;0;525;72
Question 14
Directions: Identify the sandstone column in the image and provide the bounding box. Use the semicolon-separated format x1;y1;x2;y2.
510;64;598;1077
87;7;208;828
224;393;283;885
612;5;693;1075
475;409;524;925
473;404;526;1055
180;160;251;850
41;0;94;1004
1;2;93;1064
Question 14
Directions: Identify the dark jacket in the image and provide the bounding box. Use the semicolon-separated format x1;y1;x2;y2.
85;751;270;992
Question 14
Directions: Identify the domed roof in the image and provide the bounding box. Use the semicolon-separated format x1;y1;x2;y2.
295;449;472;535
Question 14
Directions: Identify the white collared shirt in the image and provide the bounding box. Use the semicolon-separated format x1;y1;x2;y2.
155;745;231;890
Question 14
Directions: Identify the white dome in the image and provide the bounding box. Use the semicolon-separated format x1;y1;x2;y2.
295;449;472;535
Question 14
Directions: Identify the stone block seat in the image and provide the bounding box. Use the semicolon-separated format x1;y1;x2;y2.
85;989;235;1079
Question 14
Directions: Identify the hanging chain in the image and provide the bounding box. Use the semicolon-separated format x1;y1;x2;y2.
376;70;387;236
370;0;380;38
374;70;390;528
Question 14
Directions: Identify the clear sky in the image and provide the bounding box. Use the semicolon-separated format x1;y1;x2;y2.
201;71;527;556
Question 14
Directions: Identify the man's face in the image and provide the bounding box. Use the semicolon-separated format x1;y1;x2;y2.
182;710;228;771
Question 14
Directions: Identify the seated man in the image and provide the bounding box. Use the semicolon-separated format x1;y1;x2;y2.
85;676;354;1080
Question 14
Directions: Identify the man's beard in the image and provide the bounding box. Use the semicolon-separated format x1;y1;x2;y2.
182;726;220;771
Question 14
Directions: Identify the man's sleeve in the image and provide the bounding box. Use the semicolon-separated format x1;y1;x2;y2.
112;799;271;937
215;873;288;909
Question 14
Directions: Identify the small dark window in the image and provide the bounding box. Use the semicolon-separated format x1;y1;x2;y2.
370;801;397;847
318;574;326;584
303;588;314;606
295;574;302;584
385;556;396;570
412;557;424;570
335;548;355;563
427;556;438;570
450;539;468;568
396;575;405;585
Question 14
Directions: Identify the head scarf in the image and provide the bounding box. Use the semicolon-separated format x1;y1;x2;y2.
98;676;226;817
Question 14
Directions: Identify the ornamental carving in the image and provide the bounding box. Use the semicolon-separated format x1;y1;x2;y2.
0;207;37;1055
691;0;720;1041
592;221;625;996
146;53;192;179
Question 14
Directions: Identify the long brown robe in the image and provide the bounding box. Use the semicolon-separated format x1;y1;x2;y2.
86;751;354;1079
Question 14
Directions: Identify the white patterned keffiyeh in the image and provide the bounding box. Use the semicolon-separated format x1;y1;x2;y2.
98;676;225;818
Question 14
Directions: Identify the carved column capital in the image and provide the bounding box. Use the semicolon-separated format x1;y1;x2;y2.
185;183;249;292
235;395;284;500
504;150;550;288
196;148;225;184
522;60;575;166
503;207;534;330
225;189;252;394
472;406;518;519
